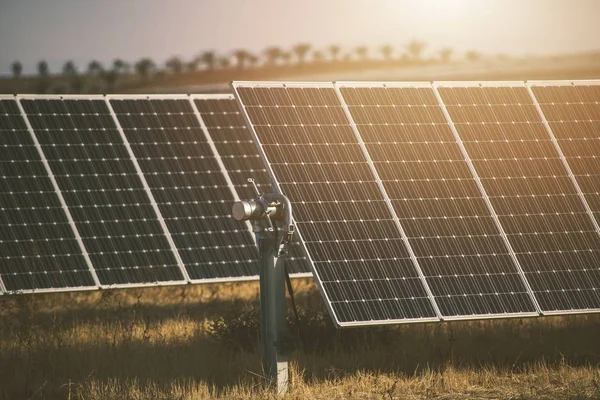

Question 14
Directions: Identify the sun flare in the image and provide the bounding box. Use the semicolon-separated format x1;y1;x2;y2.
403;0;475;21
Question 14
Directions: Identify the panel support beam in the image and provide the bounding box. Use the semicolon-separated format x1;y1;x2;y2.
16;97;102;289
431;84;543;315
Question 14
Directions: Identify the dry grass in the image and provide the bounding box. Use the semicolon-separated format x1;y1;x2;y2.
1;279;600;399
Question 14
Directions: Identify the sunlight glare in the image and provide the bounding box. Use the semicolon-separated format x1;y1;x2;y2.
402;0;476;22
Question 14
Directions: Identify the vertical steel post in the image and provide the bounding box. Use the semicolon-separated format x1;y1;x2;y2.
233;191;292;394
256;227;289;394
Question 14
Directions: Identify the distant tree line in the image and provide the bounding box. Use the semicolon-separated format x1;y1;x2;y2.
10;41;487;94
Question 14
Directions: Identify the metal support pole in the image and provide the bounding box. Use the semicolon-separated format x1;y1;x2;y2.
257;229;289;394
232;188;292;394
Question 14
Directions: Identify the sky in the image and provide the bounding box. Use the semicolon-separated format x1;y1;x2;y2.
0;0;599;76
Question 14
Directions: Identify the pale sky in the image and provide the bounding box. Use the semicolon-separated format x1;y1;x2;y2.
1;0;599;76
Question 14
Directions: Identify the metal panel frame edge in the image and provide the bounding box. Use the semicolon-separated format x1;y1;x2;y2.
526;79;600;87
0;94;16;295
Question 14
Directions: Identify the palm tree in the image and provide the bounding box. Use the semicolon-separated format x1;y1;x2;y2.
406;40;426;62
312;51;324;63
135;58;156;80
380;45;394;61
186;60;199;72
62;60;78;76
247;54;259;68
328;45;341;62
113;59;130;74
103;70;119;91
11;61;23;78
87;60;103;75
71;77;84;93
218;57;231;69
37;61;50;77
36;61;51;93
232;49;251;69
292;43;312;64
165;56;184;74
355;46;368;61
465;50;482;63
280;52;292;65
263;46;283;65
439;48;453;63
199;51;217;70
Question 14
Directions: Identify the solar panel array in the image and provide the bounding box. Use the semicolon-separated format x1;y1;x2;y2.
232;80;600;327
0;94;311;294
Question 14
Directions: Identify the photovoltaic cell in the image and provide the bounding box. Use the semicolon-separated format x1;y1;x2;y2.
529;81;600;310
338;84;537;317
436;83;600;312
192;96;310;275
233;83;438;325
20;98;184;286
0;98;95;291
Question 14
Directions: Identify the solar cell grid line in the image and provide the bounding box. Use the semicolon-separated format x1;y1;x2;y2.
191;94;311;276
232;81;440;326
336;82;539;319
434;81;600;313
0;95;98;292
526;80;600;314
108;95;259;282
19;95;185;288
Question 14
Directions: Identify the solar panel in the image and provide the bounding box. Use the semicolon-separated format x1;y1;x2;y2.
19;96;187;287
435;82;600;313
108;95;259;281
233;82;440;326
0;96;97;292
336;82;538;318
192;95;311;275
527;80;600;312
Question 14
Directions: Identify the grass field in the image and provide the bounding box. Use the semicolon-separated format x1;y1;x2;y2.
1;279;600;399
